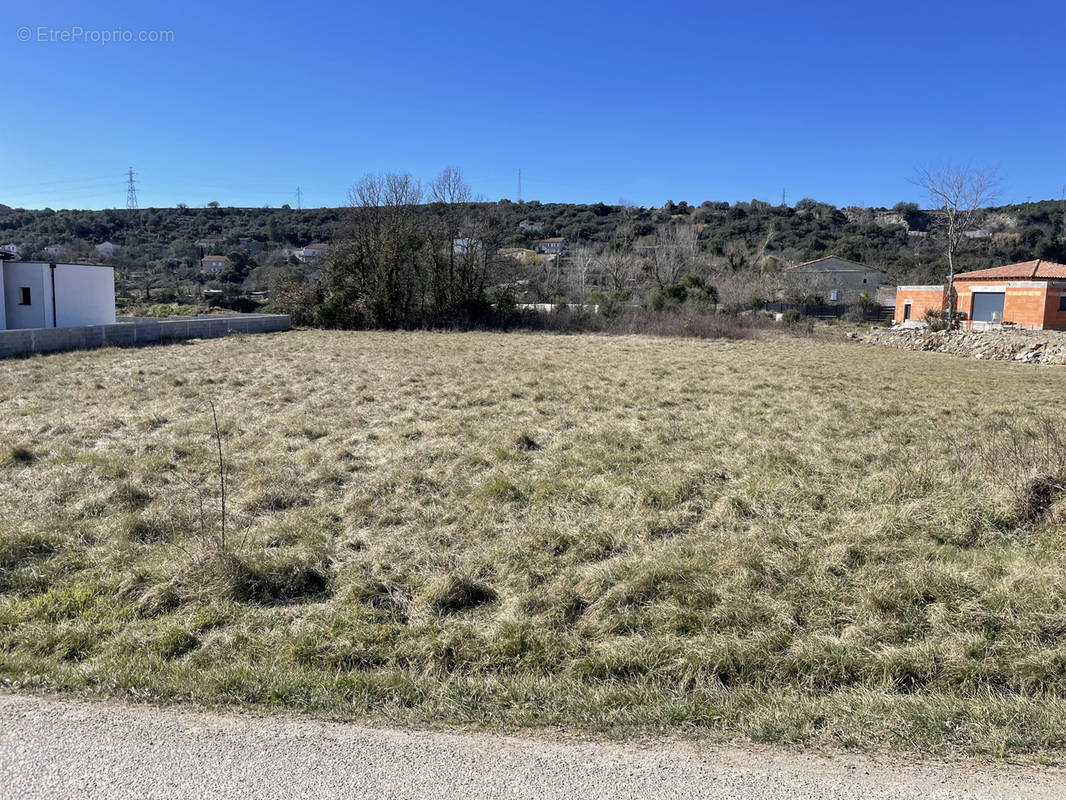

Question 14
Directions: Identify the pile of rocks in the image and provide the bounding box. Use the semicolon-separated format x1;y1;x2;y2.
862;326;1066;365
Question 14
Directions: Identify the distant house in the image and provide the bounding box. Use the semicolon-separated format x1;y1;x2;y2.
237;237;262;254
43;244;67;259
782;255;886;303
963;229;992;240
519;220;543;232
1;244;20;257
296;243;329;263
200;255;229;274
94;241;122;258
195;238;224;252
895;259;1066;330
536;237;565;255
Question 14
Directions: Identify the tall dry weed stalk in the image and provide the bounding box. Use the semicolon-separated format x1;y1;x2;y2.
175;400;239;555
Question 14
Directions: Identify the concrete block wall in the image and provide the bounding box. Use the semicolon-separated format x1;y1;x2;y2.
0;314;290;359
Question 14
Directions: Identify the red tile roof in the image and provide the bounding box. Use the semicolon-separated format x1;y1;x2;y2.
956;260;1066;280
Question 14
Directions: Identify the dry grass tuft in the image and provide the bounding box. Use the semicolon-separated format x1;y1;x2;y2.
423;574;497;614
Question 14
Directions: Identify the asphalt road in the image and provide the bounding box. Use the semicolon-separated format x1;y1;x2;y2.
0;694;1062;799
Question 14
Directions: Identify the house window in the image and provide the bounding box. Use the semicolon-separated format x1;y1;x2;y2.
18;287;31;305
1059;293;1066;312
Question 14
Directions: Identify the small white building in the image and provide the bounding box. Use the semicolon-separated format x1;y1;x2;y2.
1;262;115;330
1;244;19;256
296;243;329;263
94;241;123;258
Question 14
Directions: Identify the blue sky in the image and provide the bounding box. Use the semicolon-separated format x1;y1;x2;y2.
3;0;1064;210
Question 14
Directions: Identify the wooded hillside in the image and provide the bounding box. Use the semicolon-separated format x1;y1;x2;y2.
2;197;1063;308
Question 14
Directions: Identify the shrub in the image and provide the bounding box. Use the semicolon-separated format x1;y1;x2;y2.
781;309;804;325
587;289;631;319
644;290;667;311
492;287;517;316
269;281;318;327
924;309;949;332
644;276;718;313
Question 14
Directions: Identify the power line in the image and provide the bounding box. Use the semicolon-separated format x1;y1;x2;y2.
126;167;138;210
517;168;522;204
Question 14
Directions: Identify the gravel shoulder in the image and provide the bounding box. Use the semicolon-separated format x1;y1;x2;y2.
1;694;1063;799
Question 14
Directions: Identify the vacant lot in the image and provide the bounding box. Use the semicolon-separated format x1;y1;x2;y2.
2;330;1066;759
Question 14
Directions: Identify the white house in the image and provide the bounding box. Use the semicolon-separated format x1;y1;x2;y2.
1;262;115;330
1;244;19;256
296;243;329;263
43;244;67;259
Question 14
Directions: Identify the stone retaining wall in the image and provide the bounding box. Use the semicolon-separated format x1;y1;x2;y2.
863;326;1066;364
0;314;290;359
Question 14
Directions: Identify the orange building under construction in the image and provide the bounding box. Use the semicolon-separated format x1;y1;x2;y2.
895;260;1066;330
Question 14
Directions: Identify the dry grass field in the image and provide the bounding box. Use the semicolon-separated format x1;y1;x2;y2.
3;329;1066;759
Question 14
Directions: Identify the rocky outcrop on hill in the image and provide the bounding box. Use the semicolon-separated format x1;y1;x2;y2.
863;327;1066;364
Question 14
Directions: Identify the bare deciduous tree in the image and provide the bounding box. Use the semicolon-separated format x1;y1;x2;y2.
430;166;471;206
915;162;1000;325
642;224;701;288
599;248;645;292
326;172;424;327
566;243;599;303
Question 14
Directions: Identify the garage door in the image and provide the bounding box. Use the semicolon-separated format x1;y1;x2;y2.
972;292;1005;322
